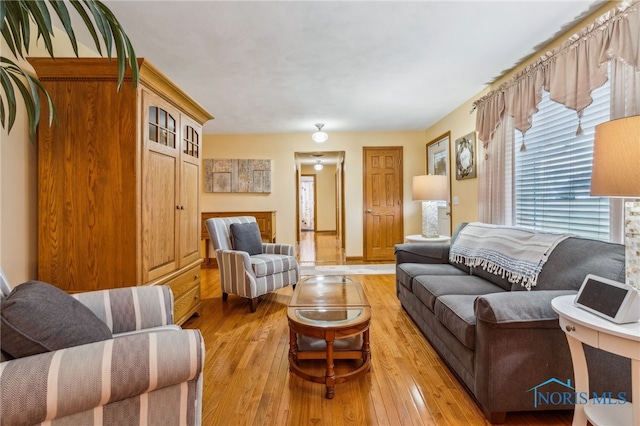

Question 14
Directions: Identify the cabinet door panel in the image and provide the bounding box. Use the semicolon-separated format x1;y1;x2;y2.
142;90;180;281
180;160;201;266
144;150;178;280
180;116;202;267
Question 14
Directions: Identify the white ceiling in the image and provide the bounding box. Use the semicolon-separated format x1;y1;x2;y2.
100;0;605;135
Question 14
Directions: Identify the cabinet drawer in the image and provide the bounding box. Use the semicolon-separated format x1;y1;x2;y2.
168;265;200;299
559;317;598;347
174;283;201;323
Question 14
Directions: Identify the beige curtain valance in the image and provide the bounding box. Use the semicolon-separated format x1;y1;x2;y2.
474;0;640;145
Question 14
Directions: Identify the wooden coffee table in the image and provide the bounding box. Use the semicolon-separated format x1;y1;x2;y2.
287;275;371;399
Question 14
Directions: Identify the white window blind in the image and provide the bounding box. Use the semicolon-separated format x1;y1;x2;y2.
514;80;610;240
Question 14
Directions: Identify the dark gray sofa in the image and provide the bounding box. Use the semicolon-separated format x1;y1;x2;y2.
395;223;631;423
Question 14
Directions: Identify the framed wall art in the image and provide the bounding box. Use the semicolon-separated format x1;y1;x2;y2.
455;132;477;180
426;132;450;177
204;158;272;193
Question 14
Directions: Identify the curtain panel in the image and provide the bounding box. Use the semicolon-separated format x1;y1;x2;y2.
473;0;640;147
474;0;640;231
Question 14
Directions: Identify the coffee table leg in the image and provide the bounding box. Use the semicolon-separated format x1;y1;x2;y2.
326;338;335;399
289;328;298;366
363;328;371;368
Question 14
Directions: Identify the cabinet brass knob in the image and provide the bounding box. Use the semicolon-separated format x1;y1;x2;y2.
565;325;576;332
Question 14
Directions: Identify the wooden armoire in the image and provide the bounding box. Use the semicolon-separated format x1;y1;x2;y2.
29;58;214;325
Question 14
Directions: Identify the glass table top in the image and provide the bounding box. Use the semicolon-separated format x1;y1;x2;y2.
291;275;369;307
295;308;364;324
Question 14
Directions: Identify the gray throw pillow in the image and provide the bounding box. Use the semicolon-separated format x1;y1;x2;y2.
230;222;263;255
0;281;112;359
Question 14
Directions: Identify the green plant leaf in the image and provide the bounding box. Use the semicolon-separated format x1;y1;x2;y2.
0;67;18;131
68;1;102;56
23;0;55;57
0;96;6;128
1;56;56;138
49;0;79;56
1;0;137;137
83;0;113;58
94;1;139;88
1;1;26;58
7;72;37;139
14;1;32;56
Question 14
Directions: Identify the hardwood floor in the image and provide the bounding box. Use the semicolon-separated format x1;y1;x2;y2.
185;233;572;425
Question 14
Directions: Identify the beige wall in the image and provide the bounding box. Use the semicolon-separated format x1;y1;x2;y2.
203;131;426;258
300;164;337;232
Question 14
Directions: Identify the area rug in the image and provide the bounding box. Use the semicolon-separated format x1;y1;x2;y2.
299;264;395;276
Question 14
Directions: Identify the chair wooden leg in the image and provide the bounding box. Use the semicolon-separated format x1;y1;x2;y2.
222;292;229;301
248;297;258;313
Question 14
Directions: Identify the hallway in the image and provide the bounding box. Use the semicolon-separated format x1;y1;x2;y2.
297;232;345;266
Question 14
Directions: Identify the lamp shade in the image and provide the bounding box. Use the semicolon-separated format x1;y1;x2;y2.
591;115;640;198
312;131;328;143
412;175;448;201
312;123;328;143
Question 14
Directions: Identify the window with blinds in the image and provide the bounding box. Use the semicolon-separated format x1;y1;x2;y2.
514;79;610;240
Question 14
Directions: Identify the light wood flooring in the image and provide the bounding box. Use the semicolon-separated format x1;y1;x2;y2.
185;233;572;425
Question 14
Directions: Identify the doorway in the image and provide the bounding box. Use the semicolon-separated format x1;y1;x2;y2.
299;175;316;232
294;151;346;264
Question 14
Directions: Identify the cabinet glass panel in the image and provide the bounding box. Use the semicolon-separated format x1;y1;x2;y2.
148;106;176;148
183;125;199;158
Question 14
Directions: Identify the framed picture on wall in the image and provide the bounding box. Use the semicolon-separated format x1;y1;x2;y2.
455;132;477;180
426;133;450;176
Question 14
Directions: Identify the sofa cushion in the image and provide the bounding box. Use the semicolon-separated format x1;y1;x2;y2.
413;275;505;312
250;254;298;277
434;295;477;350
521;237;626;291
397;263;467;292
230;222;263;255
471;266;512;291
0;281;113;359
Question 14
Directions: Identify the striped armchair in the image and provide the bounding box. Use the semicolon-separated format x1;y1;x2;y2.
0;285;205;426
205;216;299;312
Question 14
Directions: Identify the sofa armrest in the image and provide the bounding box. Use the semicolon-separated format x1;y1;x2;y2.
263;243;295;256
72;285;174;334
395;242;450;264
217;249;253;275
0;329;204;426
474;290;577;324
473;290;577;416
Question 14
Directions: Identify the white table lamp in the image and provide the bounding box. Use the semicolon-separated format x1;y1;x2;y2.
590;115;640;290
412;175;448;238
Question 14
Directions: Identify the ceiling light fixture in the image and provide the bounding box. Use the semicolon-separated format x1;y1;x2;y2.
314;160;324;171
312;123;328;143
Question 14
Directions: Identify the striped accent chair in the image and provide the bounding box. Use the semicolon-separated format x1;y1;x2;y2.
205;216;299;312
0;285;205;426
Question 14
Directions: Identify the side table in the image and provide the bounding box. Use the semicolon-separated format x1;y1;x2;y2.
404;235;451;244
551;295;640;426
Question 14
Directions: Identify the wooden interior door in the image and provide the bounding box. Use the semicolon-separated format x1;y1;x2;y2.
363;147;403;261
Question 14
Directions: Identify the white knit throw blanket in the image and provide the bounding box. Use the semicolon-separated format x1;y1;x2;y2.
449;223;569;290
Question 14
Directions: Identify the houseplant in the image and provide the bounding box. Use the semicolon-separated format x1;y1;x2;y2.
0;0;138;139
